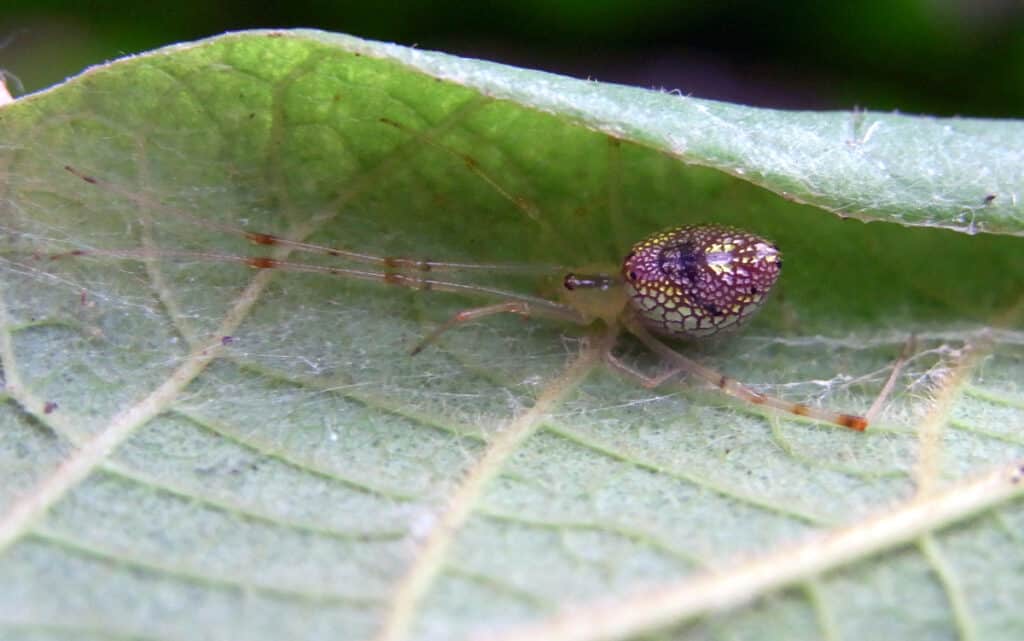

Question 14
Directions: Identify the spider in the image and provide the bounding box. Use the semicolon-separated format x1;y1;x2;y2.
59;165;868;431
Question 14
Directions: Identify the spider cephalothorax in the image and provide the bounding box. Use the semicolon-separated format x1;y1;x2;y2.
622;224;782;338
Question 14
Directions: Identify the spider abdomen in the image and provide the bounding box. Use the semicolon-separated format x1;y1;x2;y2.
622;224;781;338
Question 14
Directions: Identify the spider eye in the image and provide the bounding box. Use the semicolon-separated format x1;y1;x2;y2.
627;270;638;281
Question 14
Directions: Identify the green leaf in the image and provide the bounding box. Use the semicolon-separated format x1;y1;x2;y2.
2;29;1023;641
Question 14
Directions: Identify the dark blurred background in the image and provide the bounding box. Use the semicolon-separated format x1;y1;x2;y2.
2;0;1023;116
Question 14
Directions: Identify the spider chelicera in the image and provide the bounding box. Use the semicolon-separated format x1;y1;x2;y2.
59;165;868;430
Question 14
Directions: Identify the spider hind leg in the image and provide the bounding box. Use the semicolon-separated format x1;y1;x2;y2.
624;318;869;431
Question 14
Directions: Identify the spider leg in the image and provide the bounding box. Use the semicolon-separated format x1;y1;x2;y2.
624;317;868;431
864;334;917;424
410;300;589;355
63;165;565;276
604;350;685;389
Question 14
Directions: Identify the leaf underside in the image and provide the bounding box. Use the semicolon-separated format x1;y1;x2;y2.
1;30;1023;641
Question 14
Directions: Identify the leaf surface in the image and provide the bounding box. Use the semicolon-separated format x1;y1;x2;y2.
1;30;1023;641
